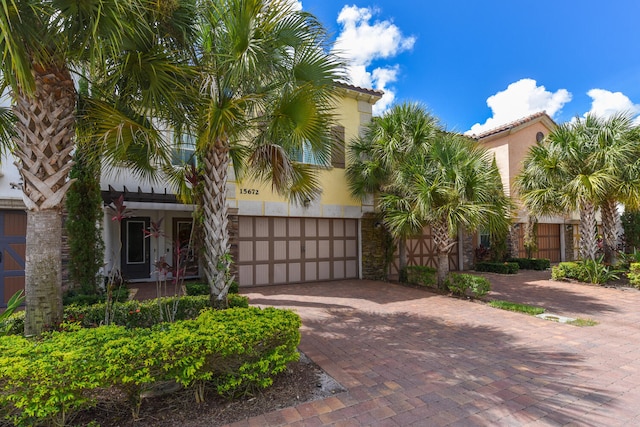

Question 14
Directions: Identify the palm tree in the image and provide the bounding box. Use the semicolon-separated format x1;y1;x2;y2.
583;114;640;263
0;0;195;334
382;133;512;287
346;102;440;273
516;114;640;262
187;0;344;308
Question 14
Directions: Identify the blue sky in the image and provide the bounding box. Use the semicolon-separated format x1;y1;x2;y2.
298;1;640;134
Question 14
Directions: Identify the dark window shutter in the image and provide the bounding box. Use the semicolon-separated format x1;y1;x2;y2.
331;125;346;168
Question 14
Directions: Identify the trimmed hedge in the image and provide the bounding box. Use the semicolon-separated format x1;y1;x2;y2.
186;281;239;296
0;307;300;426
507;257;550;271
1;294;250;335
474;262;519;274
445;273;491;298
551;262;582;281
405;265;437;288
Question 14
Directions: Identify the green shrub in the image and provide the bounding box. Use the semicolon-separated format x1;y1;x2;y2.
628;263;640;288
185;282;209;296
228;294;249;308
507;257;550;271
552;262;581;281
445;273;491;298
474;262;519;274
405;266;437;288
63;286;129;306
186;281;239;296
0;307;300;425
552;259;620;284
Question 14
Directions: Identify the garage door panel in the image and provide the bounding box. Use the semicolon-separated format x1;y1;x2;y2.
255;264;269;285
255;241;269;261
274;264;287;284
289;241;301;259
237;216;359;286
333;261;345;279
289;263;301;282
305;262;316;281
274;241;287;260
239;217;253;238
318;261;330;280
1;211;26;307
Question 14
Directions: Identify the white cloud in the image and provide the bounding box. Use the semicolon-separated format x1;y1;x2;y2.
585;89;640;119
333;5;415;115
286;0;303;11
468;79;572;135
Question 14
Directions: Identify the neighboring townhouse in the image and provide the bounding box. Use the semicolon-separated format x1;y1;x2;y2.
472;111;578;262
101;83;385;287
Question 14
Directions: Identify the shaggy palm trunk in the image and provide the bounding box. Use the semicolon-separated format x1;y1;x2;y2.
202;142;232;309
523;215;538;259
600;198;620;264
578;199;598;261
432;218;456;289
13;65;76;335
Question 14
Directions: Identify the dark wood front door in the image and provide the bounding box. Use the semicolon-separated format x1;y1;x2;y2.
0;210;26;307
121;217;151;280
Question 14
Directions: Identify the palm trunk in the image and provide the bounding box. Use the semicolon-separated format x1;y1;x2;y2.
202;142;232;309
24;211;64;335
13;65;76;335
600;198;620;264
432;218;456;289
578;199;598;261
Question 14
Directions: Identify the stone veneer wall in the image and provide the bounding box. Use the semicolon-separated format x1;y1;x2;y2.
227;208;239;282
460;231;474;270
361;212;393;281
507;223;521;259
564;224;575;262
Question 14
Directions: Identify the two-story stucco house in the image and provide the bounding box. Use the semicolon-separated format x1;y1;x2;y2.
473;111;578;262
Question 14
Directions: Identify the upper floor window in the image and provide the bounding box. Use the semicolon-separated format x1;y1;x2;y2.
172;133;196;166
291;125;346;168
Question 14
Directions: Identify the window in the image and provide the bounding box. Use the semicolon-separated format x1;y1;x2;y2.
291;125;345;168
479;230;491;248
172;133;196;166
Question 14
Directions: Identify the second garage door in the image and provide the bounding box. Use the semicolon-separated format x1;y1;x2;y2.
236;216;359;286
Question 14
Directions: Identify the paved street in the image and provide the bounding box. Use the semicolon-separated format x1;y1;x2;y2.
231;270;640;426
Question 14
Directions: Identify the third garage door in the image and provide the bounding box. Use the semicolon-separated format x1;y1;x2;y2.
237;216;358;286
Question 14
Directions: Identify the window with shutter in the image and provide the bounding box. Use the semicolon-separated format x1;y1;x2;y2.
331;125;345;168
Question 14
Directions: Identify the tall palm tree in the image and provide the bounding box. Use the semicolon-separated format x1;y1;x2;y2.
382;133;512;287
346;102;440;273
583;113;640;263
188;0;344;308
0;0;195;334
515;115;629;261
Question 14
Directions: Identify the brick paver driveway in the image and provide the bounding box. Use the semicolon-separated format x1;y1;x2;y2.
235;271;640;426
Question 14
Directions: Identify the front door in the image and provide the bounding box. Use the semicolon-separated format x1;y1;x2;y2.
172;218;199;278
0;211;26;307
121;217;151;280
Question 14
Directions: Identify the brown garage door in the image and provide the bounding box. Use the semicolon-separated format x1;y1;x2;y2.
0;210;26;307
390;225;459;277
237;216;359;286
518;223;561;262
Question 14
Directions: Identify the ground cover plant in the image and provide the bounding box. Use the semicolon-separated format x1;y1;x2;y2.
488;300;545;315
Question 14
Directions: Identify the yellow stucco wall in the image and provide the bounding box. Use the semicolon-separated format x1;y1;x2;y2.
228;87;380;217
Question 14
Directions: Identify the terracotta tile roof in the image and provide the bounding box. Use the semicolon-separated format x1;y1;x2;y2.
335;81;384;97
471;111;555;139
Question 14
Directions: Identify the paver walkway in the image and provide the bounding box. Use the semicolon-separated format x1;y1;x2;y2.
231;270;640;426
